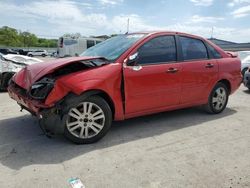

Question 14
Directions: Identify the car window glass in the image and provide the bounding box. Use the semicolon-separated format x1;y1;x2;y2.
180;36;208;61
64;39;77;45
87;40;95;48
207;44;222;59
138;36;176;65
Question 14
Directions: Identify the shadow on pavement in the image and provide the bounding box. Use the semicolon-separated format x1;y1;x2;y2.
243;89;250;94
0;107;236;170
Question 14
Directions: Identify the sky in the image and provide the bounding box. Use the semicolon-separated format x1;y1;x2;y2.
0;0;250;42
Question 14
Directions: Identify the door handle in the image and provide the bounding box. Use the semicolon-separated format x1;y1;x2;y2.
132;65;142;71
166;68;178;73
205;63;214;68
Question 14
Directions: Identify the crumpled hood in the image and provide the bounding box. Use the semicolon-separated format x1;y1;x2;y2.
13;56;102;90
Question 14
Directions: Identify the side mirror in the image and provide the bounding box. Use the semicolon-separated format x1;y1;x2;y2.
127;52;138;66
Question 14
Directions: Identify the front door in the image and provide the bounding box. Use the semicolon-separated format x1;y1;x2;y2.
123;35;182;116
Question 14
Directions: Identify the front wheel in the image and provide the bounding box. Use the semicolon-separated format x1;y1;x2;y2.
204;82;229;114
63;95;112;144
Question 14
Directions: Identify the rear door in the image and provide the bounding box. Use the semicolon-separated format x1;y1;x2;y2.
178;36;219;104
123;35;182;115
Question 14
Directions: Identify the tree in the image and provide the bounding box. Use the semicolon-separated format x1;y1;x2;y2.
0;26;57;48
63;33;82;39
19;31;39;47
0;26;21;46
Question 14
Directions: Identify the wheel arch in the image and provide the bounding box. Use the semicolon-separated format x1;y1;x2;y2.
78;89;115;119
218;79;231;94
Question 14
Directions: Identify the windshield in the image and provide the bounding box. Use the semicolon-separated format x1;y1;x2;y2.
80;34;145;61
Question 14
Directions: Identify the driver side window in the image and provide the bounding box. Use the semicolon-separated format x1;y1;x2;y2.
138;35;177;65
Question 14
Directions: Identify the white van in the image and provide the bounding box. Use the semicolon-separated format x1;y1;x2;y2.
57;37;104;57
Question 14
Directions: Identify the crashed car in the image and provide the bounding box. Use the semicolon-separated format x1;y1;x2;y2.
0;53;42;90
8;32;242;144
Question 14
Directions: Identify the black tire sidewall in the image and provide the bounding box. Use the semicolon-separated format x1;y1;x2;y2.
242;68;248;77
207;83;229;114
2;73;14;90
63;95;112;144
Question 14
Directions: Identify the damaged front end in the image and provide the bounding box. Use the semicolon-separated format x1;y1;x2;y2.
8;57;110;136
29;77;55;100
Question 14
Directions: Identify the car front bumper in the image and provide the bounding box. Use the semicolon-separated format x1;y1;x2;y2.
8;81;53;115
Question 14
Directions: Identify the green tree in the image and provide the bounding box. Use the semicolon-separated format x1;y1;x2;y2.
20;31;38;47
0;26;21;46
0;26;58;48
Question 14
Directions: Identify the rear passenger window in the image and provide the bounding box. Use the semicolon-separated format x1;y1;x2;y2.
207;44;222;59
138;36;177;65
180;36;208;61
87;40;95;48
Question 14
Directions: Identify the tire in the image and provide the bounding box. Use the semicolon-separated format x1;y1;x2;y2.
241;68;248;77
28;54;33;57
204;82;229;114
1;73;14;90
63;95;112;144
42;54;46;57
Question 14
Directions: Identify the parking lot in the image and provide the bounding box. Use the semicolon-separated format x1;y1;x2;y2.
0;84;249;187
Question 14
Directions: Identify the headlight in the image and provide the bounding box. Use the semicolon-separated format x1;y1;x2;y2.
29;77;55;100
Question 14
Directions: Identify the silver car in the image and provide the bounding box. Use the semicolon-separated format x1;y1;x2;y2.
238;51;250;76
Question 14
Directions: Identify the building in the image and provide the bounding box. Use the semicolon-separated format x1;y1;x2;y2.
208;38;250;51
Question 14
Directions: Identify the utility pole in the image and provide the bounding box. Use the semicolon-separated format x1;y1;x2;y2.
127;18;130;34
211;27;214;39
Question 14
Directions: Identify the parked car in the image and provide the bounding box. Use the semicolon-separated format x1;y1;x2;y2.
49;51;58;57
0;53;42;90
0;48;19;55
18;49;30;56
240;55;250;76
8;31;242;144
243;68;250;90
27;50;48;57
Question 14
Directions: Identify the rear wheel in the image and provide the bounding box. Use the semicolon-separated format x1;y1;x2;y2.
204;82;229;114
63;95;112;144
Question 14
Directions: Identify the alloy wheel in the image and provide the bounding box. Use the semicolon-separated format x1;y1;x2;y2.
212;87;227;111
66;102;105;139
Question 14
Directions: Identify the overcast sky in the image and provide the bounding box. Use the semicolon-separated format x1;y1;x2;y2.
0;0;250;42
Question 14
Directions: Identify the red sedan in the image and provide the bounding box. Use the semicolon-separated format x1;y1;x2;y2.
8;31;242;144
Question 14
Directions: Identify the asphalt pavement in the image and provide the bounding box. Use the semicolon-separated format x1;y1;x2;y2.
0;85;249;188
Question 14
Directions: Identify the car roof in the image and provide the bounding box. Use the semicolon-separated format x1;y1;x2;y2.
129;31;198;36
